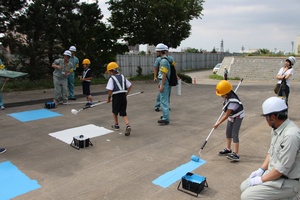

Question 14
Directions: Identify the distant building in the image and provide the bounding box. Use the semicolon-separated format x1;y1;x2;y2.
128;44;139;54
146;44;155;54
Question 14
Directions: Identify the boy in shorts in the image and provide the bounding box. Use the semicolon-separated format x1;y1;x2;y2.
80;59;93;106
106;62;132;136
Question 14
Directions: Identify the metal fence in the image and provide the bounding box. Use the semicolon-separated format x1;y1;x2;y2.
116;52;233;76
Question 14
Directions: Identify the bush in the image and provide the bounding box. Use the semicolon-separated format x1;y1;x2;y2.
178;73;192;83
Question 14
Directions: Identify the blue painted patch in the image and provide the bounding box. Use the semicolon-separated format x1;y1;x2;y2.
8;108;62;122
152;156;206;188
0;161;41;200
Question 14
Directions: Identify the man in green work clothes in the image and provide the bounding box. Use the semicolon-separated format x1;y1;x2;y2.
240;97;300;199
52;50;73;105
68;46;79;100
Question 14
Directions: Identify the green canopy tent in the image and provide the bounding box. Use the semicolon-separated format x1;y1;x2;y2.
0;69;28;78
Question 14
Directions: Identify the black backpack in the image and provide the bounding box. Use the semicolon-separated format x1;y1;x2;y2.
161;57;178;86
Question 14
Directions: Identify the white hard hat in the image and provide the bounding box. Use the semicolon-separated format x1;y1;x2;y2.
69;46;76;52
63;50;72;57
155;43;165;51
262;97;287;116
286;56;296;65
164;45;169;51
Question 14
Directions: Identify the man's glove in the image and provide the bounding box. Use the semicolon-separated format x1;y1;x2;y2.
248;176;263;186
249;168;265;179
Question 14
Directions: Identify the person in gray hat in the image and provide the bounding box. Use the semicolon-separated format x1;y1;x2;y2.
52;50;73;105
240;96;300;200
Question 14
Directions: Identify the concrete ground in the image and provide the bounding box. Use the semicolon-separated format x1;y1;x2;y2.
1;70;300;200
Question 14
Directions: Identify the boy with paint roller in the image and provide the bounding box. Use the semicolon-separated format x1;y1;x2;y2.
213;80;245;162
106;62;132;136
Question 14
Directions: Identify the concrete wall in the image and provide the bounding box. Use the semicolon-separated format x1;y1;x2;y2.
116;52;233;77
217;56;300;81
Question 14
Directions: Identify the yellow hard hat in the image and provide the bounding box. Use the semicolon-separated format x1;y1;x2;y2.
216;80;232;96
82;59;91;65
106;62;119;71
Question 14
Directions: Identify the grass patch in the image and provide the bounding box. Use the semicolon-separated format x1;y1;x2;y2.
209;74;240;80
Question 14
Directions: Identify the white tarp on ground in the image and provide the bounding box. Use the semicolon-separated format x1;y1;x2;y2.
49;124;113;144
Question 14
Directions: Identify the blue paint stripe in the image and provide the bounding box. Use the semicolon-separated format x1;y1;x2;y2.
0;161;41;200
8;108;62;122
152;156;206;188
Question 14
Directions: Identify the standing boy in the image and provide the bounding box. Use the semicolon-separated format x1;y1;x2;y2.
214;80;245;161
80;59;93;106
106;62;132;136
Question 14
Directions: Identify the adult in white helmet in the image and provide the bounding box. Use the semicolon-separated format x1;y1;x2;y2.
51;50;73;105
154;44;176;112
275;56;296;105
0;58;9;111
240;96;300;199
155;43;171;125
67;45;79;100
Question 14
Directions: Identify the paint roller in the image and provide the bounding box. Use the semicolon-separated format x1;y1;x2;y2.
71;91;144;115
191;155;200;162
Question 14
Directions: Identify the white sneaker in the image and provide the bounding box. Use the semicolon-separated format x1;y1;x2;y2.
1;106;5;110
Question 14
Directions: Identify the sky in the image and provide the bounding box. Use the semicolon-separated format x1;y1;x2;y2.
96;0;300;53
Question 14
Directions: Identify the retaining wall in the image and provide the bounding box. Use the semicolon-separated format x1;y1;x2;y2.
217;56;300;81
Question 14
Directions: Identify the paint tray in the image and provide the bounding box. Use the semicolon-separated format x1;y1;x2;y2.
70;135;93;150
177;172;208;197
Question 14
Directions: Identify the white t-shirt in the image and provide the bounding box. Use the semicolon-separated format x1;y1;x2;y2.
277;67;294;87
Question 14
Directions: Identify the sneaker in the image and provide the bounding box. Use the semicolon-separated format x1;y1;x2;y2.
158;119;169;125
227;152;240;162
155;108;160;112
68;97;76;100
1;106;5;110
111;124;120;131
85;102;93;106
219;148;232;156
0;148;6;154
125;125;131;136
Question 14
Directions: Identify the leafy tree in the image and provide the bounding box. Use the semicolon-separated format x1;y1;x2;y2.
2;0;128;79
257;48;270;55
184;48;199;53
0;0;27;38
211;47;217;53
107;0;204;48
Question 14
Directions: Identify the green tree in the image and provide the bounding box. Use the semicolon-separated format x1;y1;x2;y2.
0;0;27;38
107;0;204;48
184;48;199;53
257;48;270;55
3;0;128;79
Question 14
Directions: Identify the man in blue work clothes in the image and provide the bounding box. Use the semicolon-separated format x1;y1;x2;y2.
68;46;79;100
154;44;174;112
156;43;171;125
